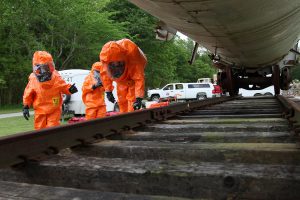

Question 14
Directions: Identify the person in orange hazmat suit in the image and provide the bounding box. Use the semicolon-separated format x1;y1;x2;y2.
22;51;78;130
82;62;107;120
99;39;147;113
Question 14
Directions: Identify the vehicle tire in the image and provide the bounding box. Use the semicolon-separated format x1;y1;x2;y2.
254;93;262;96
114;102;120;112
197;94;207;100
151;94;160;102
264;92;273;96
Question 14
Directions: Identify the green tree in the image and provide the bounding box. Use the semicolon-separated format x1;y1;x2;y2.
291;64;300;80
0;0;126;105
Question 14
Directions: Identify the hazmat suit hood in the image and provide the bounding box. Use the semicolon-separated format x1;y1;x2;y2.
100;41;128;80
32;51;55;82
92;61;102;71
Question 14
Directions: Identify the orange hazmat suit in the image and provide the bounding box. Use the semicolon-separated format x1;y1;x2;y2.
100;39;147;113
82;62;107;120
23;51;73;130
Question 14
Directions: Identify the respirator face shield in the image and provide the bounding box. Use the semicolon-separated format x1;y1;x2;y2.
107;61;125;79
33;63;53;82
93;70;102;85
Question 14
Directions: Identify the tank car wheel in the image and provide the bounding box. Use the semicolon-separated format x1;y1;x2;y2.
225;66;239;96
272;65;280;95
280;67;291;90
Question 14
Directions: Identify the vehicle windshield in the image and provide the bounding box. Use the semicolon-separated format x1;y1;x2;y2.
163;84;173;90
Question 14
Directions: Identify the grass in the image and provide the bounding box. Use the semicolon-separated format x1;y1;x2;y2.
0;115;69;137
0;116;34;137
0;104;22;114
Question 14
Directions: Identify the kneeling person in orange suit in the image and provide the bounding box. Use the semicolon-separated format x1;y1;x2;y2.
82;62;107;120
22;51;78;130
99;39;147;113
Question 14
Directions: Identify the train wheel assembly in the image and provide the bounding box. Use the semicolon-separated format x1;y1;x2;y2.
218;67;239;96
280;67;291;90
272;65;280;95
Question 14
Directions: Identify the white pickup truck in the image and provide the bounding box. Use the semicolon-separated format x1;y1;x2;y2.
147;82;214;101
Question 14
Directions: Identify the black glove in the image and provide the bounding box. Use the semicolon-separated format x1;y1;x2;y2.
106;92;115;103
69;83;78;94
133;97;143;110
22;105;30;120
92;82;103;90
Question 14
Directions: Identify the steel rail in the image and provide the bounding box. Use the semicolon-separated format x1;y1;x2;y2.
0;96;234;168
277;95;300;134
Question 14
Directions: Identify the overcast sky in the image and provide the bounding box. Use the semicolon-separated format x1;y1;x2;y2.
176;32;188;40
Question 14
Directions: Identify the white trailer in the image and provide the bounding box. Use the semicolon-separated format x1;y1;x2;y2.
239;86;275;97
59;69;117;115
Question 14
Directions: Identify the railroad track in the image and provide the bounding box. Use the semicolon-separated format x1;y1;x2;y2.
0;96;299;199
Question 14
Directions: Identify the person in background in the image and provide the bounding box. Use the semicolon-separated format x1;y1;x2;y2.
22;51;78;130
99;38;147;113
82;62;107;120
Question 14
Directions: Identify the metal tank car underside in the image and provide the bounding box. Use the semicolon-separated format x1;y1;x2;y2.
129;0;300;95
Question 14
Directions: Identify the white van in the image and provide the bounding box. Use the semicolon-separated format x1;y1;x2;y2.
59;69;117;115
147;82;214;101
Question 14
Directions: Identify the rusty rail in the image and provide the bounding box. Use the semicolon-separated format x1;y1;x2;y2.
277;95;300;134
0;96;234;168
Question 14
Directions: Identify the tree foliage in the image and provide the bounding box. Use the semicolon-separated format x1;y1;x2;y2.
0;0;126;105
291;64;300;80
0;0;215;105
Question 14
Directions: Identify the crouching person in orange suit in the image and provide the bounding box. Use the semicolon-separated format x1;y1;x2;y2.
22;51;78;130
82;62;107;120
99;38;147;113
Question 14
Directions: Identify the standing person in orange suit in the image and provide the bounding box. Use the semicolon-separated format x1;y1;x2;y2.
99;38;147;113
82;62;107;120
22;51;78;130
